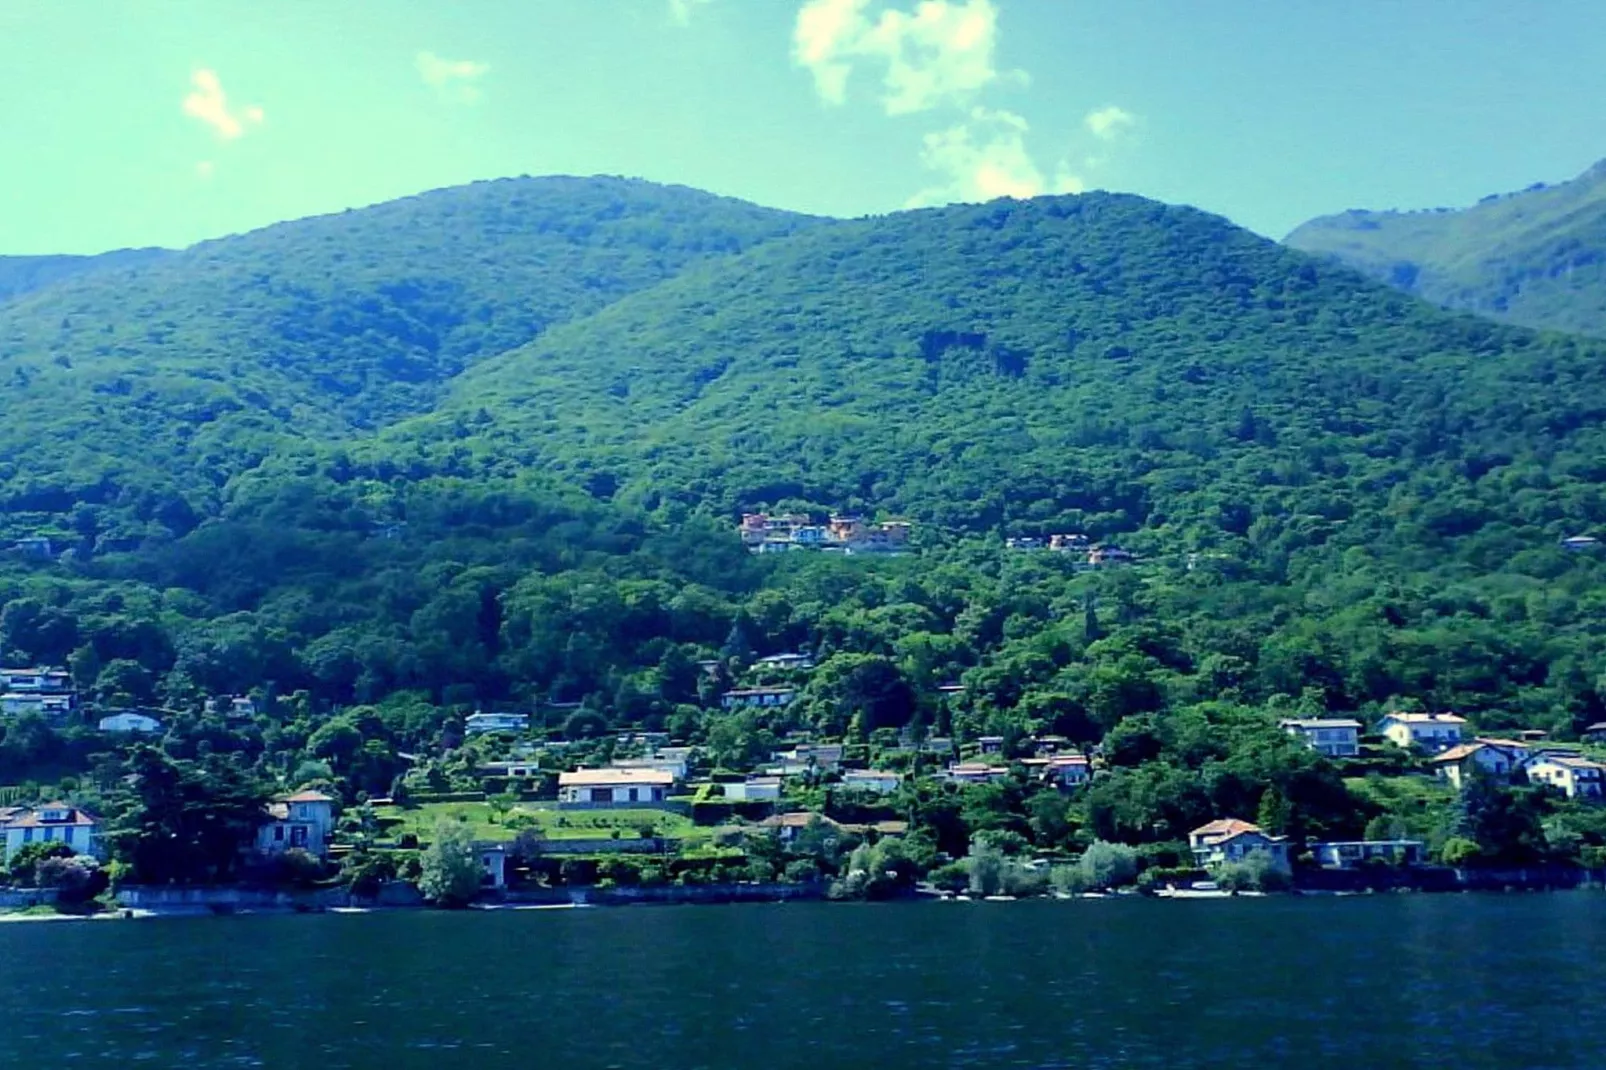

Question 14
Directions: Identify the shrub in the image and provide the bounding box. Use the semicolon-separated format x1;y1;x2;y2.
1077;840;1139;890
1441;836;1482;867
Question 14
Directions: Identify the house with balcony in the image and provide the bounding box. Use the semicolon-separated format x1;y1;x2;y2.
1525;754;1606;799
1279;717;1362;758
98;711;163;734
0;803;102;862
256;790;336;858
1188;818;1291;872
464;712;530;735
721;686;797;710
1429;739;1531;790
1380;712;1467;753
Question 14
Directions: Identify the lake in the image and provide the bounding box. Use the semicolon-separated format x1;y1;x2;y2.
2;895;1604;1068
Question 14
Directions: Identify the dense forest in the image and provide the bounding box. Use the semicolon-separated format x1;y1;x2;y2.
1287;157;1606;337
5;178;1606;886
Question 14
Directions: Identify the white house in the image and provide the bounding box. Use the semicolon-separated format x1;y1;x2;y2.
1279;718;1362;758
720;776;783;802
256;790;336;858
1188;819;1291;872
1310;840;1426;869
721;687;797;709
841;769;902;795
558;768;674;806
0;803;102;862
0;667;73;693
1380;712;1467;753
464;712;530;735
479;760;543;779
1429;740;1528;790
1;693;75;719
1525;754;1606;799
98;712;163;734
610;755;690;782
753;653;816;672
945;763;1009;785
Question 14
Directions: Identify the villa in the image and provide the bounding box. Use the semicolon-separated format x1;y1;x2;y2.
0;803;102;861
464;712;530;735
558;768;674;806
1310;840;1426;869
1188;818;1291;872
1379;712;1467;753
841;769;902;795
1525;754;1606;799
1279;717;1362;758
257;790;336;858
1429;739;1530;789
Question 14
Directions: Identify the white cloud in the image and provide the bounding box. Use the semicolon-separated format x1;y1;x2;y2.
794;0;1004;115
181;68;263;141
668;0;715;25
1085;105;1135;141
416;50;490;103
907;107;1083;207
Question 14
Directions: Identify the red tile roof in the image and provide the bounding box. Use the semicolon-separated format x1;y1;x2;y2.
282;790;335;804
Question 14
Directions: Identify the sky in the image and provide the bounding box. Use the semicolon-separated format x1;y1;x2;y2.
3;0;1606;254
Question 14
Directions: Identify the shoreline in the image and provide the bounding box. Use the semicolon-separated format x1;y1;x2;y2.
2;878;1602;923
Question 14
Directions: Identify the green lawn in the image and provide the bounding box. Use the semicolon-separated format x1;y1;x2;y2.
371;802;707;845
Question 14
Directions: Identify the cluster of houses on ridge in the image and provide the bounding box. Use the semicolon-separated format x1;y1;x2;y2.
739;513;911;555
1280;711;1606;799
1004;533;1137;569
0;664;265;737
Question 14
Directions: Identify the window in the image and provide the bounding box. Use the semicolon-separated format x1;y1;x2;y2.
22;828;32;843
291;826;309;847
63;827;74;845
628;788;639;802
594;787;613;804
274;825;285;842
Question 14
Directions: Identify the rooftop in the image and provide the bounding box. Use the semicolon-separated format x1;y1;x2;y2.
1280;717;1363;729
1385;712;1467;725
558;768;675;787
282;790;335;804
1191;818;1265;841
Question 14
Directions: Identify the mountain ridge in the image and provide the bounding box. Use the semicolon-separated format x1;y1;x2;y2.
1286;157;1606;335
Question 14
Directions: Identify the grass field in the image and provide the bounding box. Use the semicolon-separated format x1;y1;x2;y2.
372;801;708;845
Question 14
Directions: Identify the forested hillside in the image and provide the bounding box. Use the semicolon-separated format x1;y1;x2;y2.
0;249;170;304
1287;158;1606;336
389;193;1606;546
0;177;815;543
6;181;1606;875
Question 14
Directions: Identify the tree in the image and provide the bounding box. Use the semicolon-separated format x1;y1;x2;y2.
419;818;483;907
109;747;270;884
1077;840;1139;890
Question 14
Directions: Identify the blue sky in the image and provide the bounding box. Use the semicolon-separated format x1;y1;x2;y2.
3;0;1605;254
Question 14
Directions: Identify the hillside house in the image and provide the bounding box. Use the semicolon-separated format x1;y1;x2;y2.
1280;718;1362;758
945;763;1009;785
479;760;544;779
1310;840;1426;869
720;776;783;802
1429;739;1531;789
978;736;1005;755
721;687;797;709
98;712;163;734
840;769;902;795
10;537;53;558
0;667;73;693
1380;712;1467;753
609;755;689;782
1525;754;1606;799
1;693;75;720
753;652;815;672
1044;754;1091;788
0;803;101;862
257;790;335;858
1561;535;1600;551
464;712;530;735
1188;818;1291;872
226;696;258;719
1582;723;1606;744
558;768;674;806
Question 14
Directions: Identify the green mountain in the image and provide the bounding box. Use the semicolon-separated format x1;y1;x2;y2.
0;249;171;304
0;176;814;536
1286;158;1606;336
386;192;1606;550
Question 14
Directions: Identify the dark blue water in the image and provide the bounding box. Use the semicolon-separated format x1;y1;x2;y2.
1;895;1603;1068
